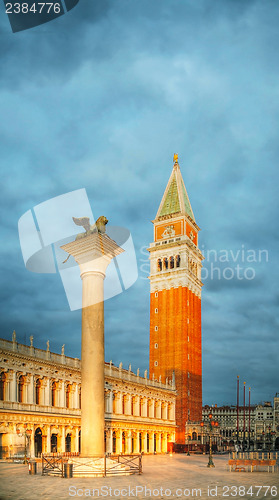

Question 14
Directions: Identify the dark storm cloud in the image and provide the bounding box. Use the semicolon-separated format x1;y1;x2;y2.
0;0;279;406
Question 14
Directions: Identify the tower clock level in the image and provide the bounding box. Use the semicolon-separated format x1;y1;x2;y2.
148;155;203;444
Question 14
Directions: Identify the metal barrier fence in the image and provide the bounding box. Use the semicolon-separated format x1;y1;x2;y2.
42;455;64;476
42;453;142;477
230;451;279;460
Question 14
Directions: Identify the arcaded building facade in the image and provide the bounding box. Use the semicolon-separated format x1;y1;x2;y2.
0;335;176;458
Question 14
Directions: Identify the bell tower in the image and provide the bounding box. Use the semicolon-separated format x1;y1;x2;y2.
148;154;203;443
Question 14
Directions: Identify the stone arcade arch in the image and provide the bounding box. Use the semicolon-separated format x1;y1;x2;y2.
35;428;42;457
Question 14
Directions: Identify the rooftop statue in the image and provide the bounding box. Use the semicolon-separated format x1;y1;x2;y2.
73;216;108;240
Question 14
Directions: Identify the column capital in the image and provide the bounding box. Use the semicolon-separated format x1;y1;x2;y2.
61;233;124;276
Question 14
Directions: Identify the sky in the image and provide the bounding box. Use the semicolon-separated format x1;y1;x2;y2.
0;0;278;406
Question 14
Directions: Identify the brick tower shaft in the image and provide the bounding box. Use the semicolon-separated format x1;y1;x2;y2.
148;155;203;443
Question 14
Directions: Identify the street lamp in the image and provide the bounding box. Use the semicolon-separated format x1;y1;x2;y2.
187;434;190;456
201;412;219;468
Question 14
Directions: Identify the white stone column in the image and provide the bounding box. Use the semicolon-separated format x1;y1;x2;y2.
156;433;161;453
29;426;35;458
108;391;113;414
74;384;79;409
155;401;162;419
142;432;147;453
133;432;140;453
105;391;110;413
162;433;168;453
115;392;122;414
61;427;66;453
142;398;147;417
149;432;154;453
44;378;50;406
162;402;168;420
116;430;122;454
60;381;65;408
61;232;123;457
106;429;113;454
149;400;155;418
46;427;51;454
9;371;17;402
74;428;80;453
26;374;34;404
125;394;132;415
134;396;140;417
127;432;132;454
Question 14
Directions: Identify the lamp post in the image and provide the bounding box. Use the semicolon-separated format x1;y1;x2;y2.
187;434;190;456
271;431;276;451
201;412;219;468
262;431;265;451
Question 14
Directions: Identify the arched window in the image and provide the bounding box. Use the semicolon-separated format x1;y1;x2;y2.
192;431;197;440
66;384;70;409
169;256;174;269
35;428;42;457
176;255;181;268
112;393;117;414
112;431;116;453
0;372;6;401
35;378;41;405
66;433;71;452
51;381;57;407
51;434;57;453
122;394;125;415
18;375;24;403
122;431;126;453
163;257;168;270
157;259;162;271
79;387;81;409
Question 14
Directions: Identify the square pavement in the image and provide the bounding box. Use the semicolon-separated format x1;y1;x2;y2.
0;454;278;500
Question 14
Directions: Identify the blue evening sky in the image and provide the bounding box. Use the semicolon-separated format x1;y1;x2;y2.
0;0;278;405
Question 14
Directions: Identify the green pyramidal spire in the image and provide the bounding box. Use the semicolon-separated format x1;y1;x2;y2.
156;155;195;221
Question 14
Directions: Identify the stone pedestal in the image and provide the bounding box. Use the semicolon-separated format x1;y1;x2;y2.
61;232;123;457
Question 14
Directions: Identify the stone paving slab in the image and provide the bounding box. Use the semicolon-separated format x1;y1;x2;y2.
0;455;278;500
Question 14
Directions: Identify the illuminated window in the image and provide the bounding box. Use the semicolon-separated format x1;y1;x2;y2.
18;375;24;403
157;259;162;272
0;372;6;401
66;384;71;409
35;378;41;405
51;381;57;407
176;255;181;268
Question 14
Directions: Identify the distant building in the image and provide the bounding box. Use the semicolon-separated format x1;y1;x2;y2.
185;402;279;452
0;335;176;458
148;155;203;443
